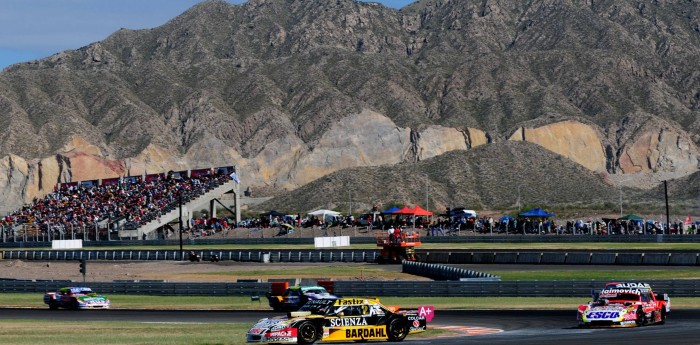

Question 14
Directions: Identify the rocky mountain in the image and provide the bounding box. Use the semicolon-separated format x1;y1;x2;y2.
1;0;699;214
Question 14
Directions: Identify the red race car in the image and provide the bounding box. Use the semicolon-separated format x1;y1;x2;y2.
577;282;670;328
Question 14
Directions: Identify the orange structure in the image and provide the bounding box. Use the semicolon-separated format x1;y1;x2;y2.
375;230;421;264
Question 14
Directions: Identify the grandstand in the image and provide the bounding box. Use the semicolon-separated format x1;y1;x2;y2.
0;166;241;242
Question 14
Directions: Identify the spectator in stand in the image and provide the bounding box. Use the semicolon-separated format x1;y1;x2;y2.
5;169;232;240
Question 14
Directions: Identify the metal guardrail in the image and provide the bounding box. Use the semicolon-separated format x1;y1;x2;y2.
3;249;699;265
418;251;700;265
2;279;698;297
0;249;382;263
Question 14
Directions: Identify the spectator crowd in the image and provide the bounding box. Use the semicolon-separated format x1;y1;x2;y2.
1;169;232;241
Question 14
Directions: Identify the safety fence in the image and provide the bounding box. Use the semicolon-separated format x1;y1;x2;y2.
3;249;699;266
2;279;698;297
3;234;700;248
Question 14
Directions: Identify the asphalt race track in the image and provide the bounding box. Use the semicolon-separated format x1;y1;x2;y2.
2;308;698;344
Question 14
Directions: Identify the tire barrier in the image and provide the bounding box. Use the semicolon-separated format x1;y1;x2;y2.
402;261;500;281
5;279;697;297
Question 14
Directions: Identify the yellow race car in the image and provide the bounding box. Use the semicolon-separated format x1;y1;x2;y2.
246;298;427;344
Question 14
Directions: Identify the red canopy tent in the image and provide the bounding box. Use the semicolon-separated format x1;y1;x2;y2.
393;206;415;215
411;205;433;216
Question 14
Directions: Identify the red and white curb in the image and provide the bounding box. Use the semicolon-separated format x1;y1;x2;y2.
432;325;504;337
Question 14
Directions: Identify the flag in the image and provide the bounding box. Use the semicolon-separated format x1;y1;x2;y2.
684;215;692;225
229;172;240;184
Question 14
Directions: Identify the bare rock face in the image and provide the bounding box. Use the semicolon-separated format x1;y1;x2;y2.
2;0;700;211
619;126;700;177
0;155;32;211
417;126;468;161
416;126;489;161
509;120;607;172
283;109;411;187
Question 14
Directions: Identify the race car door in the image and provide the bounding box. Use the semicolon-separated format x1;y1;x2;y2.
324;305;389;341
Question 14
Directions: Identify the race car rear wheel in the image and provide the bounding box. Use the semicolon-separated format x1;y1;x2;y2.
387;318;408;342
71;299;80;311
296;321;318;344
48;301;58;310
659;308;667;325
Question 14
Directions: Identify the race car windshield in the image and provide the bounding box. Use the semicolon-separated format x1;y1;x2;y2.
298;300;335;315
604;293;641;301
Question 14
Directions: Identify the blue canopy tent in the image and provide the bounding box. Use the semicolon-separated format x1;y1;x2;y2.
518;208;555;218
517;208;554;235
381;206;401;214
499;215;515;222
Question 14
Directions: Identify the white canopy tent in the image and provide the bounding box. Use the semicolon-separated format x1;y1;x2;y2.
308;209;342;223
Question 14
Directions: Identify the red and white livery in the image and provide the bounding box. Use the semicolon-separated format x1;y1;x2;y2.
577;282;670;328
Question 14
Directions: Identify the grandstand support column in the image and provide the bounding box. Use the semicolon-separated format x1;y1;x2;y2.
209;199;217;219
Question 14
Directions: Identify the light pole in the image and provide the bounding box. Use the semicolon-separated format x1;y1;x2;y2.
619;184;623;217
517;185;521;213
424;174;429;210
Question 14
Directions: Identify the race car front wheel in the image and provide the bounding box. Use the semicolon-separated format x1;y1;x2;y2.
635;307;646;326
387;318;408;342
296;321;318;344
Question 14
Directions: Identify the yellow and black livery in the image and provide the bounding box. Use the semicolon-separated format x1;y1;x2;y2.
247;297;427;344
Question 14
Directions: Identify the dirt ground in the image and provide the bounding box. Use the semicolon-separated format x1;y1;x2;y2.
0;259;426;283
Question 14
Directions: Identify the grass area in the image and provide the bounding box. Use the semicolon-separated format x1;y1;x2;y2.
0;320;451;345
492;269;700;281
173;266;700;281
3;293;700;310
191;265;402;280
0;320;251;345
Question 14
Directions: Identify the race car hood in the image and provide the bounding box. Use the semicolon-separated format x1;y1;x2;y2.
249;316;292;332
76;295;110;305
581;305;632;322
247;316;300;343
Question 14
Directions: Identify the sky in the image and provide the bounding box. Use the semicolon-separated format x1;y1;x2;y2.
0;0;416;70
